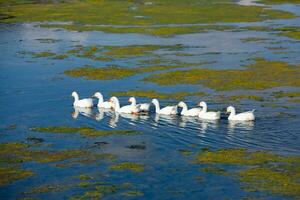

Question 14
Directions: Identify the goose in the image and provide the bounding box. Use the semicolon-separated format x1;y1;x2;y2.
71;91;93;108
151;99;178;115
93;92;113;109
129;97;150;112
198;101;220;120
110;96;139;114
227;106;255;121
178;101;201;116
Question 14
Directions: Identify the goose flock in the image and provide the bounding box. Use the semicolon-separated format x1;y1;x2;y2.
71;91;255;121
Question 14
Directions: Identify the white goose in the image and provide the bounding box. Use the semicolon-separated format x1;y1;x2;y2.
71;91;93;108
93;92;113;109
198;101;220;120
129;97;150;112
178;101;201;116
227;106;255;121
110;96;139;114
151;99;178;115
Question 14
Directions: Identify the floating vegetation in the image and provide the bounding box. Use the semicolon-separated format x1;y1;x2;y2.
0;142;116;186
35;38;61;43
272;91;300;98
20;51;68;60
31;51;56;58
178;149;193;156
25;184;72;194
194;148;300;197
200;166;228;176
1;0;296;35
0;167;34;186
4;124;17;130
31;126;141;137
228;95;265;102
111;90;206;100
110;162;145;172
241;37;271;43
121;190;144;197
144;58;300;91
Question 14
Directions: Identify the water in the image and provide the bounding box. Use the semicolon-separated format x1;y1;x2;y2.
0;3;300;200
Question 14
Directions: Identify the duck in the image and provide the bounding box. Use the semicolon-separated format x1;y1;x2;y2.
110;96;139;114
198;101;220;120
92;92;113;109
71;91;93;108
178;101;201;116
151;99;178;115
129;97;150;112
226;106;255;121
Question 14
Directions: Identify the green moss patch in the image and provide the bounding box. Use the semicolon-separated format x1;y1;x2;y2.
1;0;296;36
111;90;206;100
0;166;34;186
144;58;300;91
194;148;300;198
110;162;145;172
31;126;140;137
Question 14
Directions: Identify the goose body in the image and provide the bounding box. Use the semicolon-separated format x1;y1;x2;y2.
227;106;255;121
129;97;150;112
110;96;139;114
178;101;201;116
198;101;220;120
151;99;177;115
71;91;93;108
93;92;113;109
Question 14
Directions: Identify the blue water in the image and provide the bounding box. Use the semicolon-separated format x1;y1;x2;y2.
1;3;300;200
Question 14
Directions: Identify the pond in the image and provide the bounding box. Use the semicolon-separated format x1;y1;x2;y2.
0;1;300;200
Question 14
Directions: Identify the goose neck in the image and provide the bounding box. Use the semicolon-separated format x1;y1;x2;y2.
113;98;120;112
153;101;160;113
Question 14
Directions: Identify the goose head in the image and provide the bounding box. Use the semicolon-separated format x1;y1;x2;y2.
198;101;206;107
92;92;103;98
128;97;136;104
226;106;235;114
178;101;186;108
151;98;159;105
71;91;78;98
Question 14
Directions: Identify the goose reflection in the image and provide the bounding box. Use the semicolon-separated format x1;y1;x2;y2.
228;120;254;133
95;108;112;121
198;119;219;134
72;107;94;119
179;116;198;128
154;114;178;125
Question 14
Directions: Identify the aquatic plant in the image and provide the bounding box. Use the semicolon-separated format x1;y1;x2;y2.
144;58;300;91
111;90;206;100
0;167;34;186
228;95;265;102
31;126;140;137
1;0;296;36
110;162;145;172
121;190;144;197
178;149;193;156
194;148;300;197
272;91;300;98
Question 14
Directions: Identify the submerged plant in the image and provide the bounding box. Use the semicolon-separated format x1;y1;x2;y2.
110;162;145;172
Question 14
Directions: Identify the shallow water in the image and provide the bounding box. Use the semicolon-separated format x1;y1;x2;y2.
0;3;300;200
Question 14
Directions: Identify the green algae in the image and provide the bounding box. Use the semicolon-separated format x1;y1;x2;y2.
121;190;144;197
41;24;235;36
200;166;228;176
110;162;145;173
194;148;300;198
178;149;193;156
241;37;271;43
31;126;140;137
64;64;188;81
272;91;300;98
0;167;34;186
239;167;300;197
31;51;56;58
144;58;300;91
1;0;296;36
111;90;206;100
26;184;72;194
228;95;265;102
